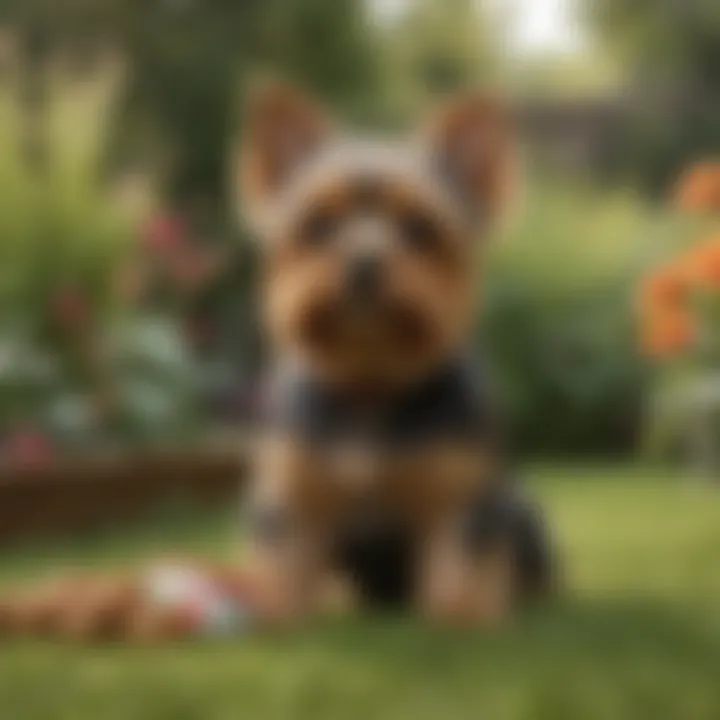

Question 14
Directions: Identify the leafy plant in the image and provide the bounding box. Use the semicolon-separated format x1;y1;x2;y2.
0;68;203;459
482;182;658;456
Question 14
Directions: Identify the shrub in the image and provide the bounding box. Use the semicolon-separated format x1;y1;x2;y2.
482;183;658;456
0;69;201;457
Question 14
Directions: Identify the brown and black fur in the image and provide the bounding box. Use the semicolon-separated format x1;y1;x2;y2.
241;82;553;627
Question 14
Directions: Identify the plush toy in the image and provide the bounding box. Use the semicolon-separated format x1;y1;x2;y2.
0;560;262;642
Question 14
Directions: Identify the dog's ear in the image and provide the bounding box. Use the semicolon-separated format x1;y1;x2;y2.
238;81;330;230
423;92;515;228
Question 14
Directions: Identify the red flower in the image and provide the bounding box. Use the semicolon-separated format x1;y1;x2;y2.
168;245;226;293
144;214;185;254
4;430;54;467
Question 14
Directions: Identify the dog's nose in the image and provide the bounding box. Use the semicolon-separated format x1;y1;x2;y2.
347;255;382;299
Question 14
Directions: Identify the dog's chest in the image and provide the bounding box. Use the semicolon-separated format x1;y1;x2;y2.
317;434;486;505
321;435;385;493
262;356;497;520
266;356;493;447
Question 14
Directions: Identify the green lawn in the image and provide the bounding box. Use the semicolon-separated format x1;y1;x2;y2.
1;465;720;720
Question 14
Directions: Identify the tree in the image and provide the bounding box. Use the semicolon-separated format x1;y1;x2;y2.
585;0;720;192
377;0;498;125
0;0;380;225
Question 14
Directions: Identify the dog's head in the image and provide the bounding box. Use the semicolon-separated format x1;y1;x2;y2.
239;83;514;388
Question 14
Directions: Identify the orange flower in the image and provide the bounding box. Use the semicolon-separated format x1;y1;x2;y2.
674;161;720;212
640;308;695;358
680;235;720;288
637;263;688;318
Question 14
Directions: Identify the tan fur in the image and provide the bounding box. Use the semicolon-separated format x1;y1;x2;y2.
240;83;518;629
245;435;351;621
239;80;331;234
422;91;516;224
418;531;514;627
241;83;513;389
259;177;476;386
246;433;501;624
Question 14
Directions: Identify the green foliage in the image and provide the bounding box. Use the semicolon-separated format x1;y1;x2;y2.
483;184;660;455
376;0;497;125
254;0;380;118
0;0;385;451
0;72;199;448
0;71;129;324
586;0;720;78
0;0;382;221
584;0;720;193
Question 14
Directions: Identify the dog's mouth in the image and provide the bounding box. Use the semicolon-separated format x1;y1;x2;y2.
302;303;338;348
386;303;431;351
300;298;434;359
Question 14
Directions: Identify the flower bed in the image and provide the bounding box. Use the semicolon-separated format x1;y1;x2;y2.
0;444;247;543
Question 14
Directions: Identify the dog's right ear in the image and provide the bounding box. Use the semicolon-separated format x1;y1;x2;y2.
238;81;330;233
422;92;516;231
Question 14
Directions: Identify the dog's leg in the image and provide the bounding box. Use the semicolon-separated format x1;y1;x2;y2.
416;515;477;625
417;518;515;628
244;436;344;625
470;544;516;626
408;445;515;628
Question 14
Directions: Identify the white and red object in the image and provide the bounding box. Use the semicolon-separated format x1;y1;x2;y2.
143;564;256;637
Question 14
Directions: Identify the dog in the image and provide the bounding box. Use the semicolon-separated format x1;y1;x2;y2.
241;82;553;627
0;83;552;640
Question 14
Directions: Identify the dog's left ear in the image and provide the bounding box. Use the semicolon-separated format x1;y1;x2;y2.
423;92;516;227
238;80;331;232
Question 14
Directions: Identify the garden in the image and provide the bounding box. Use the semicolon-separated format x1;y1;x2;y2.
0;0;719;717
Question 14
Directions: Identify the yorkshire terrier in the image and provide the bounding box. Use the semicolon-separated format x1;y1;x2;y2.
0;83;552;641
241;82;553;626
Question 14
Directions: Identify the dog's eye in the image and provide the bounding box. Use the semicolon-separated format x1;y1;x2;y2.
300;208;338;248
400;212;442;253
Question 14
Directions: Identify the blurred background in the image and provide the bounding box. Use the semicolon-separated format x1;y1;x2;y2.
0;0;716;466
0;2;719;717
0;0;717;472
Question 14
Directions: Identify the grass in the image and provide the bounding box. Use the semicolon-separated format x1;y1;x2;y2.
1;464;720;720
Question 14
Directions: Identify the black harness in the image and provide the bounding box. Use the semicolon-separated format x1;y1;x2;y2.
263;355;500;450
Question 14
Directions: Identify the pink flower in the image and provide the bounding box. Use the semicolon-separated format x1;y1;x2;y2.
144;214;185;254
5;430;54;467
168;245;225;293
